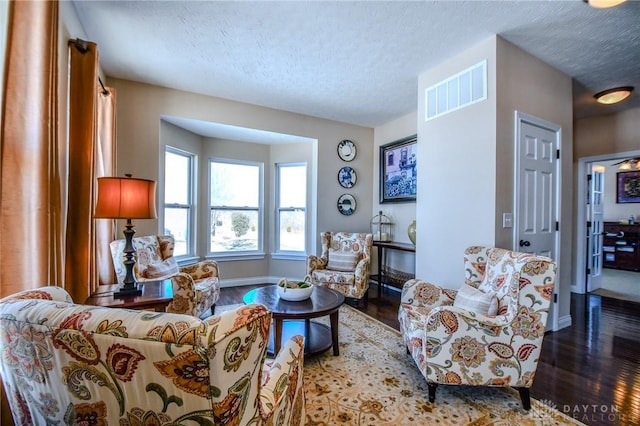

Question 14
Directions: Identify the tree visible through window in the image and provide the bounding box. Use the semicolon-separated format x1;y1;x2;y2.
209;159;262;253
164;148;194;256
277;163;306;252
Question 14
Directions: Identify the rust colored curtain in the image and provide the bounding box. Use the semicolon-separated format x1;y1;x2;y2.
66;40;97;303
0;2;59;423
94;86;117;287
0;1;60;296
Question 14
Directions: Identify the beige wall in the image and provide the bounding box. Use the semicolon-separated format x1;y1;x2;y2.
496;37;574;326
416;36;573;328
372;112;418;275
417;37;498;286
575;108;640;159
110;78;373;282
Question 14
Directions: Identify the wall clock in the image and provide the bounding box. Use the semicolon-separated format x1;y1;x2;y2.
337;194;356;216
337;139;357;162
338;166;357;188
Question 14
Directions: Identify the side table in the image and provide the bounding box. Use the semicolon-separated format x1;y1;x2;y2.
85;279;173;312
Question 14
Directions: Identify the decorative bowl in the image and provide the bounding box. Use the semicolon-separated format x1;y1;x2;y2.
277;276;314;301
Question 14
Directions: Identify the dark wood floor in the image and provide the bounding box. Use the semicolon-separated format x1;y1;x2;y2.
219;283;640;426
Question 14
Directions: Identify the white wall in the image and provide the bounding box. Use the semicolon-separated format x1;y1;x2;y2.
593;159;640;222
417;37;497;287
0;0;7;116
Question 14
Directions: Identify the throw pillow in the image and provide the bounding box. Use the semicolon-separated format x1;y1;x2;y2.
327;250;360;272
453;284;498;317
144;257;179;279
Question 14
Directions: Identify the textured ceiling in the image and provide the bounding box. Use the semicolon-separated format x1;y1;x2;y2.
72;1;640;129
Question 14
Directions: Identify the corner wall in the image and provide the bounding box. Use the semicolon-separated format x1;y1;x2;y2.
415;35;573;329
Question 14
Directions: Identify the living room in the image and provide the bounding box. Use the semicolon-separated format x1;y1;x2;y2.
1;1;639;425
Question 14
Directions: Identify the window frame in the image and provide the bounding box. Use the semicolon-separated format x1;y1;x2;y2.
207;157;264;258
275;162;307;257
163;146;196;259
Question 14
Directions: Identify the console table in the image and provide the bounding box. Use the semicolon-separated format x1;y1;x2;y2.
371;241;415;297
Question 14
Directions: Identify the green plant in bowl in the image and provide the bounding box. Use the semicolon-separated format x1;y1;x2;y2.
277;275;314;301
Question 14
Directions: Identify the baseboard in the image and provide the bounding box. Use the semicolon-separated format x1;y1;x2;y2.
220;277;272;288
558;314;572;330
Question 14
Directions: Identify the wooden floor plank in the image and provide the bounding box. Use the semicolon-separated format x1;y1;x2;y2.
219;283;640;425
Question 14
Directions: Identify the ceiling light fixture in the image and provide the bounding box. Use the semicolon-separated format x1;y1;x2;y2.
594;86;634;105
585;0;627;8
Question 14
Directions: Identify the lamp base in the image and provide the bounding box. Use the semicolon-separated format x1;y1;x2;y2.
114;284;142;298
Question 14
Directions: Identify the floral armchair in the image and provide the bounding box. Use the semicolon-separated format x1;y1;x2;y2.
307;232;373;304
110;234;220;317
398;246;556;410
0;286;305;425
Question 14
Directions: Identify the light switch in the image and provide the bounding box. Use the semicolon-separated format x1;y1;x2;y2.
503;213;513;228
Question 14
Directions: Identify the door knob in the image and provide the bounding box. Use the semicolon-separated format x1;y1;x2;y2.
519;239;531;247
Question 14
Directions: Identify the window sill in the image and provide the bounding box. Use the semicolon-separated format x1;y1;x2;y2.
206;252;266;262
271;252;307;261
175;256;201;267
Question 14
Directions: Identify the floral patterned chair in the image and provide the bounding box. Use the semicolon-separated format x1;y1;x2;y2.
0;286;305;425
307;232;373;305
110;234;220;317
398;246;556;410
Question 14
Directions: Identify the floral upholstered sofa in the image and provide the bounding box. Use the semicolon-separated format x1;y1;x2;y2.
110;234;220;317
307;232;373;304
398;246;556;410
0;286;305;425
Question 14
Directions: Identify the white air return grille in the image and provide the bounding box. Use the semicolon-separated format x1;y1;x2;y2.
425;60;487;121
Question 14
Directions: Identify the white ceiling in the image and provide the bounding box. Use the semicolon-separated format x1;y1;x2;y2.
72;0;640;134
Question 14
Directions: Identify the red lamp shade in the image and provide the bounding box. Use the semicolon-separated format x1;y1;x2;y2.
94;177;157;219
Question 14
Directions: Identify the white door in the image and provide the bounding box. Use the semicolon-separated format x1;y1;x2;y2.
587;165;605;292
515;112;560;331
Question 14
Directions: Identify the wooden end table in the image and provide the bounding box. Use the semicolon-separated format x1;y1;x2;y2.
85;279;173;312
243;285;345;358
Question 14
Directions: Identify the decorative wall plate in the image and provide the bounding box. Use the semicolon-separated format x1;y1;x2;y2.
337;139;357;162
338;166;357;188
337;194;356;216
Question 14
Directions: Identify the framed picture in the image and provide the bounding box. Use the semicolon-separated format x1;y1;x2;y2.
379;134;417;203
617;171;640;203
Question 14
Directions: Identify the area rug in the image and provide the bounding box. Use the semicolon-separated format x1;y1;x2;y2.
216;304;583;425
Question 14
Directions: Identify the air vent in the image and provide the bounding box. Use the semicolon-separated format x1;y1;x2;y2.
425;60;487;121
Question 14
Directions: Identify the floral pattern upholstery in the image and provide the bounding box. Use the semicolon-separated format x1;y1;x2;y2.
398;246;556;407
0;286;305;425
110;235;220;317
306;232;373;300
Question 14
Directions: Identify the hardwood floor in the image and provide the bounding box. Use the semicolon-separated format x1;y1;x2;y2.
218;283;640;426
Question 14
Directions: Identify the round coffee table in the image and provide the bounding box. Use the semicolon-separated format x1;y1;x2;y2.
243;285;345;357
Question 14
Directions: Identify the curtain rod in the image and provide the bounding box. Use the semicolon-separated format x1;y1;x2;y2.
70;38;109;96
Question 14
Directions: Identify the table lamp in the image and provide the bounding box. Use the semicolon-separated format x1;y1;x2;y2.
94;175;157;297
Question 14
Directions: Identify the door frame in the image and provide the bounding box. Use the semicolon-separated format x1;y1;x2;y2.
574;149;640;294
514;111;561;332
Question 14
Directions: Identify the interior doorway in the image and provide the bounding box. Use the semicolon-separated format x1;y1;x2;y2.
575;149;640;302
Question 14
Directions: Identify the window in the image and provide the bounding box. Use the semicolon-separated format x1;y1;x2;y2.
209;159;262;254
164;147;195;257
276;163;306;252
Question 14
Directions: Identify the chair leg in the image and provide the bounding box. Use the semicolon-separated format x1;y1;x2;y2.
211;304;216;315
516;387;531;410
427;383;438;403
